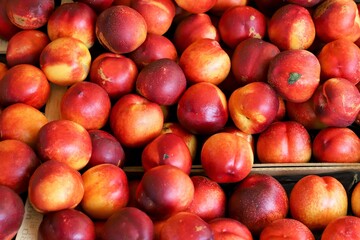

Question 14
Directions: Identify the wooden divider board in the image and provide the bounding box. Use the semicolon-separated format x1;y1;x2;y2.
0;39;7;54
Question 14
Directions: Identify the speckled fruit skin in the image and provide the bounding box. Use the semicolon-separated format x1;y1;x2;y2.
228;173;289;236
95;5;147;54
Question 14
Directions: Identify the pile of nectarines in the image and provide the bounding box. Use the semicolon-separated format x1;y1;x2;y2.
0;0;360;239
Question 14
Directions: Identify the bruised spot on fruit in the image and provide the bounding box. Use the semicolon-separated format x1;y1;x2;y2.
250;15;255;21
288;72;302;84
249;27;261;39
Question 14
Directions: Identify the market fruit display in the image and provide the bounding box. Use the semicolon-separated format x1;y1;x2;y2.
0;0;360;239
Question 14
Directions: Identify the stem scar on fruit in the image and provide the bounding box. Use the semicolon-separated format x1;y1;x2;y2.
288;72;302;84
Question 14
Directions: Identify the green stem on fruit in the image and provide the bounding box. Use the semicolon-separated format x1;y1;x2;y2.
288;72;301;84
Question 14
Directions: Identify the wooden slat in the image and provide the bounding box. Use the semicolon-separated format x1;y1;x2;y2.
0;39;7;54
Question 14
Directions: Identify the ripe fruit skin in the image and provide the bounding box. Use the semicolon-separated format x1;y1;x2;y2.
228;82;279;134
313;77;360;127
256;121;312;163
28;160;85;213
176;82;228;135
159;211;214;240
136;165;195;220
201;132;254;183
228;174;289;236
268;4;316;50
81;164;129;220
109;93;164;148
313;0;360;43
102;207;154;240
321;216;360;240
38;208;96;240
0;185;25;240
289;175;348;231
96;5;147;54
312;127;360;163
317;39;360;85
267;49;321;103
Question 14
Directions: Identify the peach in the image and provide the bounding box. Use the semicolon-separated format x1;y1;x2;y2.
285;97;328;130
313;77;360;127
77;0;114;13
0;139;40;194
40;37;91;86
6;30;50;67
81;164;129;220
186;175;227;221
38;209;96;240
0;103;48;148
259;218;315;240
209;218;253;240
136;165;195;220
312;127;360;163
174;0;217;13
0;64;50;109
37;119;92;170
87;129;125;168
256;121;312;163
0;62;7;79
179;38;231;85
28;160;84;213
159;212;213;239
313;0;360;43
267;49;321;103
0;185;25;240
109;93;164;148
47;2;97;48
268;4;316;50
317;39;360;85
161;122;197;160
136;58;187;106
351;181;360;217
6;0;55;29
141;133;192;174
60;81;112;130
173;13;220;53
210;0;248;16
89;52;138;101
231;38;280;86
0;0;20;40
218;5;267;49
321;216;360;239
176;82;228;135
102;207;154;240
127;33;178;70
289;175;348;231
131;0;175;35
201;132;253;183
286;0;322;7
228;82;279;134
96;5;147;54
228;174;289;236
